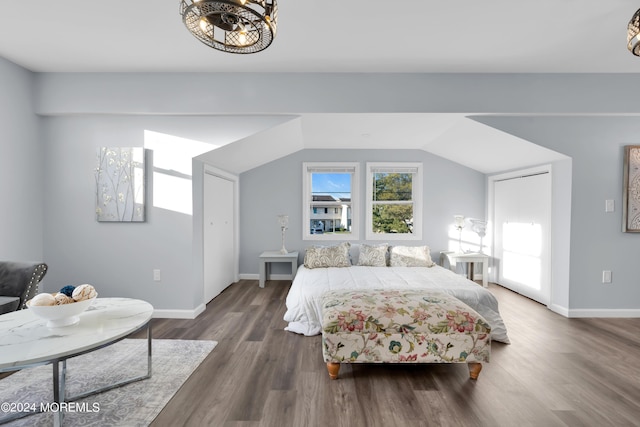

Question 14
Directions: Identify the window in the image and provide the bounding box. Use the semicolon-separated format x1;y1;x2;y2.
303;162;359;240
366;162;422;240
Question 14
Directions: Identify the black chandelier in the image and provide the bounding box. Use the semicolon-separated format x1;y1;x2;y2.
180;0;277;54
628;8;640;55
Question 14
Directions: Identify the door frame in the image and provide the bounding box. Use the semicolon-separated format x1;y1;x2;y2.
203;164;239;297
487;164;553;306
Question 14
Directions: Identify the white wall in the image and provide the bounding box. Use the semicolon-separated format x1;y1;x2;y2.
34;73;640;115
239;149;486;275
4;69;636;314
477;116;640;314
0;58;44;262
41;116;194;311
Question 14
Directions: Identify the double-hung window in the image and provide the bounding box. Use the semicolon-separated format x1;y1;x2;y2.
366;162;422;240
303;162;359;240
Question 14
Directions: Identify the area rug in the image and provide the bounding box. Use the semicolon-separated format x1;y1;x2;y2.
0;339;217;426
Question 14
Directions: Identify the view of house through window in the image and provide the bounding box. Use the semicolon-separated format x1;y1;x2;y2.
303;163;359;240
310;173;351;234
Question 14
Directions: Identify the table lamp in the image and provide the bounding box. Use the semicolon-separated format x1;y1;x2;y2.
277;214;289;254
454;215;465;252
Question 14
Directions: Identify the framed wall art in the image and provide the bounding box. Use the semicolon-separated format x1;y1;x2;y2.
95;147;146;222
623;145;640;232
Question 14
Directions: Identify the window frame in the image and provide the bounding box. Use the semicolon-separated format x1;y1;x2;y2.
302;162;360;241
365;162;423;241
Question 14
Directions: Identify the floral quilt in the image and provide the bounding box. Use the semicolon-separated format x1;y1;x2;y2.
322;289;491;364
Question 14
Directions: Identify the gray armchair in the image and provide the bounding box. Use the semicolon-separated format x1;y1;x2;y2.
0;261;48;315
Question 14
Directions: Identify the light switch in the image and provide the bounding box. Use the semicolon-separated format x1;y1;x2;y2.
602;270;612;283
605;199;614;212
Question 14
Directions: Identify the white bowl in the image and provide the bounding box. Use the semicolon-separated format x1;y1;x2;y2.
26;295;97;327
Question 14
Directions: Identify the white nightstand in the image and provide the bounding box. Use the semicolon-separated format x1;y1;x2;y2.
258;251;299;288
440;252;489;288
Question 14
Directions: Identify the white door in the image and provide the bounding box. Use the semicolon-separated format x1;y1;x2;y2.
493;172;551;305
204;172;235;303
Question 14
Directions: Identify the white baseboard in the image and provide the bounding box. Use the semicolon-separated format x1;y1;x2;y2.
567;308;640;318
548;304;569;317
526;302;639;319
153;303;206;319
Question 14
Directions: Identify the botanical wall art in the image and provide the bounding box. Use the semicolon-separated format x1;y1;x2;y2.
95;147;145;222
623;145;640;232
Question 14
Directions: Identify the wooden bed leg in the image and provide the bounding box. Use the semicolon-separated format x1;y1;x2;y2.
327;362;340;380
468;362;482;380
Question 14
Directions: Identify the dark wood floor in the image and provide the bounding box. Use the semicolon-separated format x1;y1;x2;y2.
137;280;640;427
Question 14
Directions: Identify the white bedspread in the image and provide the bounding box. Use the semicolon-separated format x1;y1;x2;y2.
283;265;510;343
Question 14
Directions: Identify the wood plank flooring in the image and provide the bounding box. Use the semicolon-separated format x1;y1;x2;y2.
136;280;640;427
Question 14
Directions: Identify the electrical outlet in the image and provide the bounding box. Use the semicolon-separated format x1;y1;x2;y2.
153;269;161;282
602;270;612;283
605;199;615;212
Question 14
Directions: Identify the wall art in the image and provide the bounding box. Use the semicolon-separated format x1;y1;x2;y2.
623;145;640;232
95;147;145;222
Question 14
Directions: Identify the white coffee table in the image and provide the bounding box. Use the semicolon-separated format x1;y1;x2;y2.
0;297;153;426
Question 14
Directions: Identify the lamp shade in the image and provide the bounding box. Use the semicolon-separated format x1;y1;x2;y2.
277;214;288;228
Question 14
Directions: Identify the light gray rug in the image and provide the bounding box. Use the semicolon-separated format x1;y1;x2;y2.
0;339;217;426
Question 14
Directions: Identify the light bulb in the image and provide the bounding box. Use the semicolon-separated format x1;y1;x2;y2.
199;18;209;33
237;30;247;46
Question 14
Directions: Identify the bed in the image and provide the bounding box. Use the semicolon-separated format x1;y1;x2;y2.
283;264;510;344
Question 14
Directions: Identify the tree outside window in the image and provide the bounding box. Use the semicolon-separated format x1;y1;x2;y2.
366;163;422;240
372;172;414;233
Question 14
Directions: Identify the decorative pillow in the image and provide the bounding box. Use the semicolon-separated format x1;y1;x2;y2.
389;245;436;267
304;242;352;268
357;243;388;267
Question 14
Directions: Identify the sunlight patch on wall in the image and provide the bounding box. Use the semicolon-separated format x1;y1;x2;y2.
144;130;217;215
502;222;542;290
447;228;481;253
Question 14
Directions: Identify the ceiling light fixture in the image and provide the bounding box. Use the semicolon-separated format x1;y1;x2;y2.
180;0;277;54
627;8;640;55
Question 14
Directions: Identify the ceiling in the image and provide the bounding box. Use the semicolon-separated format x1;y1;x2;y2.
1;1;632;173
198;114;568;174
1;1;638;73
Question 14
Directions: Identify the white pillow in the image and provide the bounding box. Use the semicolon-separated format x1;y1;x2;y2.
304;242;352;268
356;243;388;267
389;245;436;267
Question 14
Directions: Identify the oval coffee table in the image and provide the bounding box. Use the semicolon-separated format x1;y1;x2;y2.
0;298;153;426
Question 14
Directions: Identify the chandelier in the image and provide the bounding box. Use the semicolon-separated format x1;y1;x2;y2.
628;8;640;55
180;0;277;54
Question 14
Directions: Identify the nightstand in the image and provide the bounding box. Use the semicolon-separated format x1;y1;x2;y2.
440;252;489;288
258;251;299;288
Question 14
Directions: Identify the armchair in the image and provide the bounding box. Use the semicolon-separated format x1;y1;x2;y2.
0;261;48;315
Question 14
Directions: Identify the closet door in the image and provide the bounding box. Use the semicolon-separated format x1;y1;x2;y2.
204;172;235;303
493;172;551;305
